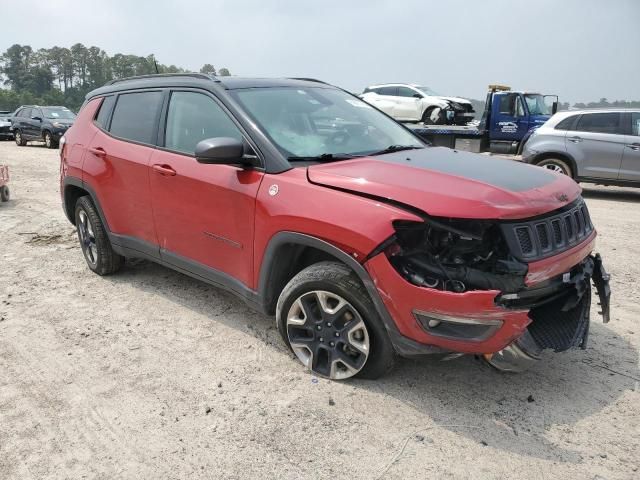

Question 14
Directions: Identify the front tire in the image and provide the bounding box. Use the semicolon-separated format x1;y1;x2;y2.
276;261;395;380
536;158;573;177
422;106;446;125
74;196;123;275
14;130;27;146
43;131;57;149
0;185;9;202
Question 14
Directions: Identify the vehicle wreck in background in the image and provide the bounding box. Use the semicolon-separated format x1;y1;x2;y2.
359;83;475;125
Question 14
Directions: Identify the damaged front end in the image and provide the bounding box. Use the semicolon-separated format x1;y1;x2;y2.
378;204;611;372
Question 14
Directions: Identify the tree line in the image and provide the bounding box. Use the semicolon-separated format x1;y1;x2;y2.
0;44;231;111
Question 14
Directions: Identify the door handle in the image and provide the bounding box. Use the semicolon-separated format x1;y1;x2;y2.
568;136;583;143
88;147;106;157
152;164;177;176
626;143;640;151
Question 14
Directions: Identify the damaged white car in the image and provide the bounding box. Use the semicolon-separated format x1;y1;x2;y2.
360;83;475;125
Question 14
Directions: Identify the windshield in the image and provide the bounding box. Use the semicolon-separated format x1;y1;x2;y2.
415;86;441;96
524;94;553;116
231;87;424;160
42;107;76;120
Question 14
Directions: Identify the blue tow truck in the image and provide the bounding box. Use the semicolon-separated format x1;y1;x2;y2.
407;85;558;154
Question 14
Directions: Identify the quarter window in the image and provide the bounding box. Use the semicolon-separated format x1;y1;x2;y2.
631;113;640;136
555;115;578;131
109;91;163;144
95;96;116;130
165;91;243;155
575;112;621;135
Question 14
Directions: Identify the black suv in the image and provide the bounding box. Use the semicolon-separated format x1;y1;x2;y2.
12;105;76;148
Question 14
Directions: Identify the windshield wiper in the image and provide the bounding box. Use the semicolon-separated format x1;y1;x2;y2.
368;145;423;156
287;153;363;162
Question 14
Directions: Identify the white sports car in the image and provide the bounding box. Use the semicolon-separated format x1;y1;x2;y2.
359;83;475;125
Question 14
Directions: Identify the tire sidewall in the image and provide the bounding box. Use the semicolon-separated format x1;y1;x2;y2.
537;158;572;177
276;263;394;379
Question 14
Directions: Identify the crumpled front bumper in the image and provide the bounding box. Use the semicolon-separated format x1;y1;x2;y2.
364;246;611;357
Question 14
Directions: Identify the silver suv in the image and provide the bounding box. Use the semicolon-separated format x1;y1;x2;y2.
523;109;640;185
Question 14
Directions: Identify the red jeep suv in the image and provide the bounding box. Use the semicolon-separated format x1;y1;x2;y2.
60;74;611;380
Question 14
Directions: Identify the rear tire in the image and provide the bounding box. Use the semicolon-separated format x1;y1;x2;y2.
276;261;395;380
536;158;573;177
14;130;27;146
74;196;123;275
0;185;9;202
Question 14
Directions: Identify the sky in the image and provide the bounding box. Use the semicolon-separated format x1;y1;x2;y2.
2;0;638;103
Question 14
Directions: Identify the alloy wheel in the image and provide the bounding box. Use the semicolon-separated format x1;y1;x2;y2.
286;290;370;380
45;133;51;148
542;163;567;175
77;210;98;266
15;132;21;145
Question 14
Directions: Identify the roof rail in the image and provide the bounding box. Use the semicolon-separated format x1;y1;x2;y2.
288;77;329;85
105;73;216;86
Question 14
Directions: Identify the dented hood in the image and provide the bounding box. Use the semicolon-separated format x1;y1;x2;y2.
306;147;581;220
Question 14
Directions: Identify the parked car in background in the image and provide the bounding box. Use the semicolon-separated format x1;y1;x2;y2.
359;83;475;125
523;109;640;185
60;74;610;380
0;110;13;140
12;105;76;148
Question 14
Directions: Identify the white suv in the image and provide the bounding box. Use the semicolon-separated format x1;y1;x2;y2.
359;83;475;125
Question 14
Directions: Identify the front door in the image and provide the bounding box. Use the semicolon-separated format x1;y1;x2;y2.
27;107;43;138
395;86;421;121
619;112;640;182
149;90;264;288
490;93;529;141
565;112;624;180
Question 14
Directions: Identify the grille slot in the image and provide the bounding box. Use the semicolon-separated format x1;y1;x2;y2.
516;227;533;254
502;198;594;261
536;224;550;251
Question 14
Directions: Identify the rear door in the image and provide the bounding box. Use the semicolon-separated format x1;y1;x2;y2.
17;108;32;137
84;90;164;250
149;89;264;287
565;112;624;180
619;112;640;181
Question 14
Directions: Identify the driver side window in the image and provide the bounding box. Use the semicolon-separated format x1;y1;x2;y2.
397;87;420;98
165;91;243;155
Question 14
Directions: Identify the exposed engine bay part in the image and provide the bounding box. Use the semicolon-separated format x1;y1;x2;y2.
386;219;528;293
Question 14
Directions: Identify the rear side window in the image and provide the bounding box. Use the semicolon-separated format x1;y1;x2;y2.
555;115;578;131
378;86;397;96
575;112;621;135
20;108;32;118
164;91;243;155
109;91;163;144
94;96;116;130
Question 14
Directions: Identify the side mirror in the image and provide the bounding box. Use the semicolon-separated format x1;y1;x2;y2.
552;101;558;114
412;93;423;99
195;137;259;167
32;116;42;122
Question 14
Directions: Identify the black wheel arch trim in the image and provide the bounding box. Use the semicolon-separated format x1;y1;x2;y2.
61;180;444;357
258;232;447;357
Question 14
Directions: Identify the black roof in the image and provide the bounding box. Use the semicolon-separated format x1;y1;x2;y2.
86;74;332;99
